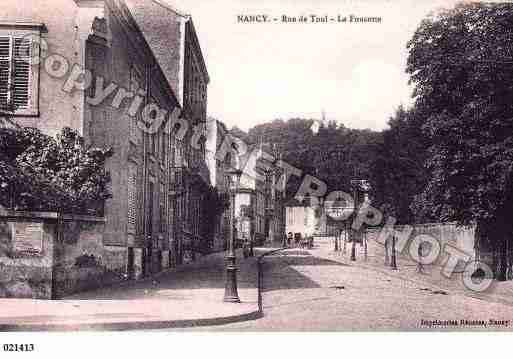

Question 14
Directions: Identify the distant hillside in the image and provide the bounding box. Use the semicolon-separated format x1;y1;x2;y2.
226;111;429;225
229;118;383;200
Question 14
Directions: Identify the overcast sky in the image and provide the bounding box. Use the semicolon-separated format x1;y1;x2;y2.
165;0;460;131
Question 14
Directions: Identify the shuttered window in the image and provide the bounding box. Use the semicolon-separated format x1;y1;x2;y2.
127;164;137;234
0;35;32;111
0;36;12;108
160;183;166;233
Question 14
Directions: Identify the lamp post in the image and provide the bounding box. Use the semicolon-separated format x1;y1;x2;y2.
390;235;398;270
343;223;347;254
349;179;371;262
350;180;359;262
224;168;243;303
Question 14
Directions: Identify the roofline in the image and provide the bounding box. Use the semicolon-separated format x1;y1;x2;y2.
107;0;181;110
145;1;209;84
150;0;190;18
216;119;228;134
186;18;210;84
0;22;47;31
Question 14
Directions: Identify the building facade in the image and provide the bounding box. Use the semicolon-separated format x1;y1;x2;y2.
230;139;286;246
1;0;212;282
205;118;231;252
129;0;211;265
285;198;340;239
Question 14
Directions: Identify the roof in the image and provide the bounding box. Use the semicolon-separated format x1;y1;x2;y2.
285;197;320;208
150;0;189;17
145;0;210;84
216;119;228;134
127;0;210;104
185;17;210;84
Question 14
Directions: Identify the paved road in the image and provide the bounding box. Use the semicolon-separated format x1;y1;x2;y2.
164;241;513;331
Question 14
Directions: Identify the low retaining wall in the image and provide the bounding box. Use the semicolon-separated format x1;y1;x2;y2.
0;209;126;299
366;222;476;268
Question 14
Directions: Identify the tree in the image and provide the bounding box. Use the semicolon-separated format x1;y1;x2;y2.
407;3;513;279
0;127;113;214
246;118;380;200
370;105;430;224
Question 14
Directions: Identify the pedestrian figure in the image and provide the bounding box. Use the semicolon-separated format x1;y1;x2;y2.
294;233;301;248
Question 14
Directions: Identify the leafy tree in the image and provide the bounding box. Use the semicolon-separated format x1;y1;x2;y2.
370;106;429;224
246;118;380;200
407;2;513;279
0;127;113;214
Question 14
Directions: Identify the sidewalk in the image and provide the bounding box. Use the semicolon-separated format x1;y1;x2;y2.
0;250;261;331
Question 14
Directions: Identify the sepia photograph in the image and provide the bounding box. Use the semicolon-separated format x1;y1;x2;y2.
0;0;513;355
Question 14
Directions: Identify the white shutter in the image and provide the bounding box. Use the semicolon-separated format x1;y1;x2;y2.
0;36;11;108
12;37;31;109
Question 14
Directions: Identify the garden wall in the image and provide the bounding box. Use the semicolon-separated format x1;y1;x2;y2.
0;209;127;299
365;222;476;269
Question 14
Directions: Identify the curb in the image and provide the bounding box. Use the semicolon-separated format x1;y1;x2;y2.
0;308;263;332
1;249;268;331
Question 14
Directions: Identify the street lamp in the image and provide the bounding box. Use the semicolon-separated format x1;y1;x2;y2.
350;180;360;261
349;179;371;262
390;235;398;270
223;168;243;303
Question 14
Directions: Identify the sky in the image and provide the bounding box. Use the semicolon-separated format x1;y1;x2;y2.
164;0;461;131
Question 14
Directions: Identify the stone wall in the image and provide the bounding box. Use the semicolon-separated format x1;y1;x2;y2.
0;210;128;299
52;218;126;298
0;215;55;299
365;222;476;268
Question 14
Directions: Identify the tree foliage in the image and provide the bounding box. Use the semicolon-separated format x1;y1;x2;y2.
371;106;430;224
0;127;113;214
245;118;381;200
406;2;513;278
407;2;513;225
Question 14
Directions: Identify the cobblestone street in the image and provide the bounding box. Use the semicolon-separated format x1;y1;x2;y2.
172;239;513;331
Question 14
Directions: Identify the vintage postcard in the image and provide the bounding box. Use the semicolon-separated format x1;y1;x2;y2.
0;0;513;350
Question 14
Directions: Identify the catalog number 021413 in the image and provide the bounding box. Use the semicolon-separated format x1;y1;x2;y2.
3;344;35;352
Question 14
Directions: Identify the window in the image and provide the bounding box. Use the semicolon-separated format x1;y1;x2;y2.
127;164;137;234
159;182;166;233
160;132;167;165
129;66;143;144
0;28;41;116
148;96;158;156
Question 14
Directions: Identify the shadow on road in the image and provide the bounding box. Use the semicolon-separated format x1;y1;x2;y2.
261;252;347;292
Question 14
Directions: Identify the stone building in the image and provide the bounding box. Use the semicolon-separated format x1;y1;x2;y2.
205;118;231;252
205;122;287;249
285;197;339;240
0;0;212;289
259;143;286;244
226;138;286;246
285;198;319;240
128;0;211;264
